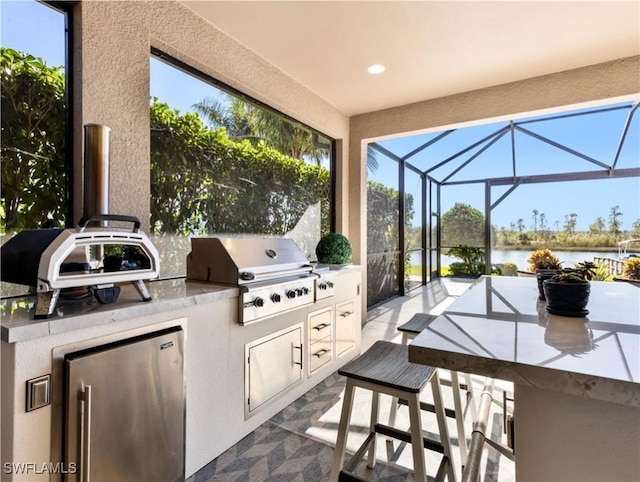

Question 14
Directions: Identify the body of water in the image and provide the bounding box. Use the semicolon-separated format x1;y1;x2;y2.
429;249;619;271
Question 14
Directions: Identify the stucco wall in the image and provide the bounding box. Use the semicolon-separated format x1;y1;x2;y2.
72;0;350;234
349;55;640;311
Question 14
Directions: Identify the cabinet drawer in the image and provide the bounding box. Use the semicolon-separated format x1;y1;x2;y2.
336;300;356;357
308;308;332;344
309;339;332;373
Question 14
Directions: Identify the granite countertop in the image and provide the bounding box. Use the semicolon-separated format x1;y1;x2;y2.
1;279;238;343
408;276;640;407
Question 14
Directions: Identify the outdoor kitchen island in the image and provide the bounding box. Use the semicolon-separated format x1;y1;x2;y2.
408;276;640;481
1;265;362;481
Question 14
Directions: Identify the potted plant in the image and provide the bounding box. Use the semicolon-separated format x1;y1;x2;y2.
527;248;563;300
315;233;353;266
621;258;640;280
543;261;597;317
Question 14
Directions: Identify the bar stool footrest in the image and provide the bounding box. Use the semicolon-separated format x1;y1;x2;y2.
339;422;451;480
397;398;458;419
375;423;445;454
342;432;376;474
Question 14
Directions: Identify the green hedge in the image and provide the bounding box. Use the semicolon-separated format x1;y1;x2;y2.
1;47;67;232
150;100;330;236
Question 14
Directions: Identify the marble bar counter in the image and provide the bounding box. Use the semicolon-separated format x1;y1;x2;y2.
1;279;238;343
408;276;640;407
408;276;640;481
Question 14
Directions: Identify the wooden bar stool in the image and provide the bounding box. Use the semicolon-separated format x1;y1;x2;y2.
390;313;477;468
330;340;456;482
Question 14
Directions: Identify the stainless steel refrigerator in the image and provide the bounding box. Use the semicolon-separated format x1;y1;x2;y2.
64;326;185;482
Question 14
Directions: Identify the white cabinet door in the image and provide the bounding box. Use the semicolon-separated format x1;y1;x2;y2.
246;324;303;413
335;300;356;356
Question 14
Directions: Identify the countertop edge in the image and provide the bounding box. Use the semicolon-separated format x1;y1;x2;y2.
1;280;239;343
408;343;640;408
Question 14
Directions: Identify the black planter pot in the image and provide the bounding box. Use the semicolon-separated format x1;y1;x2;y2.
543;279;591;316
536;269;561;300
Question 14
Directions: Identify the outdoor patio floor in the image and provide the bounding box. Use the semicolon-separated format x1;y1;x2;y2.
189;277;516;481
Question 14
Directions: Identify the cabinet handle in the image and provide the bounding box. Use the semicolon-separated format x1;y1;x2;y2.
293;344;303;368
313;323;330;331
313;348;330;358
79;385;92;482
339;311;353;317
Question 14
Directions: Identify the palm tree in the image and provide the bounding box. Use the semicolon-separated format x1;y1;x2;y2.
193;95;328;165
609;205;623;234
367;149;379;174
193;96;258;140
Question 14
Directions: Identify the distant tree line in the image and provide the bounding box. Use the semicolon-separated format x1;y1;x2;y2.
497;205;640;248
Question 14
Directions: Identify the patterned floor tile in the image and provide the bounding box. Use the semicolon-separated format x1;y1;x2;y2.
190;368;514;481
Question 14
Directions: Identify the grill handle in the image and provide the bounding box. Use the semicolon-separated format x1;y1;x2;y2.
241;265;314;283
77;214;141;233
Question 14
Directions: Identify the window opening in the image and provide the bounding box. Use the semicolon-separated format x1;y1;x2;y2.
150;51;335;278
1;0;72;298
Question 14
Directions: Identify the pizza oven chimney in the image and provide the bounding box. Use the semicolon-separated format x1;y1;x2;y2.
83;123;111;218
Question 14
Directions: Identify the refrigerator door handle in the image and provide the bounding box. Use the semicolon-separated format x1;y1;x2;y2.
79;385;92;482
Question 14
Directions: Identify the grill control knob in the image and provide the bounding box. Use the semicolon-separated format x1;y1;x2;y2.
296;288;304;296
271;293;281;303
302;287;310;295
318;283;327;290
286;289;297;299
327;281;334;288
253;297;264;308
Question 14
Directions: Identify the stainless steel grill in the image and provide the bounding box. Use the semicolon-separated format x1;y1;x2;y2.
313;266;337;301
186;237;318;325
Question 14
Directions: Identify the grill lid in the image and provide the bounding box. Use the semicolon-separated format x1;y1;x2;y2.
186;237;313;285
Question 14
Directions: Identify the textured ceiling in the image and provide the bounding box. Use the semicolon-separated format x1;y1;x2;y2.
182;1;640;116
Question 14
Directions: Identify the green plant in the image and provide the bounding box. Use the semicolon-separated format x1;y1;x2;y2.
315;233;352;264
527;248;562;271
493;262;518;277
449;262;486;277
441;203;485;247
1;47;67;233
622;258;640;280
550;261;597;283
591;262;613;281
447;245;485;276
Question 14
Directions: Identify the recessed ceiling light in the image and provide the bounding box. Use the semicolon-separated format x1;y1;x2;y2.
367;64;386;74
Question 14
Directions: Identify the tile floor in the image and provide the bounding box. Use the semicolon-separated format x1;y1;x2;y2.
190;277;516;481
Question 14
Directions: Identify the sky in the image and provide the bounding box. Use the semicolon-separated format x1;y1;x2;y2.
3;0;639;233
373;106;640;232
